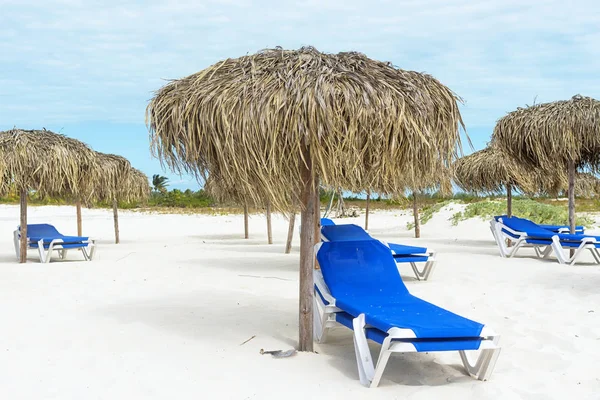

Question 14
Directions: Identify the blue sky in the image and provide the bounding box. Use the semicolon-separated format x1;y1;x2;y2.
1;0;599;190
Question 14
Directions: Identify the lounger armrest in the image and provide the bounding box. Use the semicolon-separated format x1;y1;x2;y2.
495;220;527;238
387;327;417;339
479;326;498;338
313;270;336;306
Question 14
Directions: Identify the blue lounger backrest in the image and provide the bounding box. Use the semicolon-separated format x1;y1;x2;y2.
317;240;409;299
23;224;62;238
498;216;555;238
320;218;335;226
321;224;373;241
496;215;583;234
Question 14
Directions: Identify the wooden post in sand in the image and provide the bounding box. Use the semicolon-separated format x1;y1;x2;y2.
244;202;249;239
112;199;120;244
365;190;370;230
266;201;273;244
298;150;315;352
76;200;83;236
568;161;576;257
285;213;296;254
412;191;421;238
19;189;27;263
314;183;320;244
506;183;513;218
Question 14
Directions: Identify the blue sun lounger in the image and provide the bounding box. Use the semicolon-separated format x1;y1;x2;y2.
14;224;96;263
493;215;584;234
320;221;436;280
313;240;500;387
491;216;599;264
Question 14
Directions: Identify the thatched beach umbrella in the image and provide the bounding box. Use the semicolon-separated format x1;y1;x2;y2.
0;129;98;263
92;153;150;243
112;167;150;243
147;47;465;350
492;95;600;233
75;152;132;241
453;146;538;217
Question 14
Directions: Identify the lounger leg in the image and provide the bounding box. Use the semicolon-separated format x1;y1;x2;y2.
490;224;508;258
352;314;376;387
87;241;96;261
459;336;501;381
370;338;394;388
589;248;600;264
37;240;49;263
13;230;20;260
313;296;330;344
409;258;436;281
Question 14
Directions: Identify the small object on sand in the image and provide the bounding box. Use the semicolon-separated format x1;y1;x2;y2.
259;348;297;358
239;335;256;346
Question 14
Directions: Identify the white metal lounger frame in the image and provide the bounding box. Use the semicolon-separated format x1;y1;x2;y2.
380;240;436;281
320;233;437;281
313;243;501;388
490;219;553;259
550;236;600;265
13;230;96;263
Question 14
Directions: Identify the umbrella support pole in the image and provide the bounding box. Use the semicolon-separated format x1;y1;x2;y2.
19;189;27;263
413;192;421;238
244;202;249;239
76;201;83;237
285;213;295;254
568;161;576;257
506;183;514;247
365;191;370;230
266;202;273;244
113;199;120;244
299;152;315;352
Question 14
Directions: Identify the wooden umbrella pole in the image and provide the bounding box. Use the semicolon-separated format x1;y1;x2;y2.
285;212;296;254
568;161;576;257
298;150;315;352
568;161;576;233
244;202;249;239
19;189;27;263
413;191;421;238
365;190;370;230
507;183;513;218
112;199;120;244
76;200;83;236
506;183;514;248
266;201;273;244
314;179;320;244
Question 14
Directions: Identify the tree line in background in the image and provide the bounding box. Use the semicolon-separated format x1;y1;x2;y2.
0;173;598;212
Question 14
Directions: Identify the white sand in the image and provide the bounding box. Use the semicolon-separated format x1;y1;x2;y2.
0;203;599;399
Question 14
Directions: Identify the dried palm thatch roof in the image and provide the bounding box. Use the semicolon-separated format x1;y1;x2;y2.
538;172;600;198
492;95;600;170
93;153;150;203
93;152;132;202
147;47;465;210
0;128;98;198
453;145;600;197
119;168;151;202
453;146;537;194
204;174;251;206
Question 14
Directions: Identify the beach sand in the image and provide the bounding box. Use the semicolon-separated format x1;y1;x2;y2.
0;203;599;399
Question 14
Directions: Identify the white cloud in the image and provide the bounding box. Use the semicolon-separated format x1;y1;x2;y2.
1;0;599;143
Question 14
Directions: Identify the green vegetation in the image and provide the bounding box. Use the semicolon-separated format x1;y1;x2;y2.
152;174;170;193
2;182;600;224
450;199;595;227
